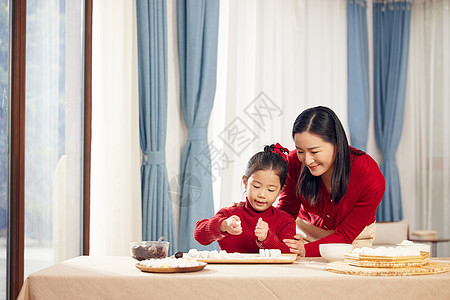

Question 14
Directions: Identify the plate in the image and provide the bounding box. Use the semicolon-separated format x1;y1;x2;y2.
136;261;207;273
191;253;297;264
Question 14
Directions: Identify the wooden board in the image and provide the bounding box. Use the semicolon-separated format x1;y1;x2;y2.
191;253;297;264
326;261;450;276
136;262;207;273
344;251;430;268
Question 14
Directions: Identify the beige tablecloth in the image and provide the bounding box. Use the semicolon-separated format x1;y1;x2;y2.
18;256;450;300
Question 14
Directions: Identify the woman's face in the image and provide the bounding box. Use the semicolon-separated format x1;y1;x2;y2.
243;169;283;212
293;131;336;179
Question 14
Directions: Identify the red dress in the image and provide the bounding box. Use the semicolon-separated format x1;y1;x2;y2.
194;199;296;253
277;147;385;257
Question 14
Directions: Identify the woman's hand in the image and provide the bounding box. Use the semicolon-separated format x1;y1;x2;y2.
220;215;242;235
254;217;269;242
283;234;306;257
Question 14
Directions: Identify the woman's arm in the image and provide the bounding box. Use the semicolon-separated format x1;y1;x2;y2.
276;151;301;218
282;235;306;257
305;181;385;257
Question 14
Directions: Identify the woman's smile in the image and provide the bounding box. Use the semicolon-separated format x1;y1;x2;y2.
308;164;319;171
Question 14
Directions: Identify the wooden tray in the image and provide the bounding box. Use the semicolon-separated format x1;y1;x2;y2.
136;262;207;273
326;261;450;276
344;251;430;268
192;253;297;264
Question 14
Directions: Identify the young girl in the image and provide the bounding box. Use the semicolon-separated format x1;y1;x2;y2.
194;143;296;253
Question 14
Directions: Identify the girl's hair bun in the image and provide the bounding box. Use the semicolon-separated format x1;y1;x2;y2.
265;143;289;162
243;143;289;187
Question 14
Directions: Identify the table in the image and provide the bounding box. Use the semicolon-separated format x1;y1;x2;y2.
18;256;450;300
409;238;450;257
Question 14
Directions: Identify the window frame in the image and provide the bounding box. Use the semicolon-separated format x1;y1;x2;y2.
8;0;92;298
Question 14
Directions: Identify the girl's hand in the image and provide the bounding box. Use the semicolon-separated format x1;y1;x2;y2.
255;217;269;242
283;234;306;257
220;215;242;235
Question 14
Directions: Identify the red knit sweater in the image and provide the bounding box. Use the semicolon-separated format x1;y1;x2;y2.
277;147;385;257
194;200;296;253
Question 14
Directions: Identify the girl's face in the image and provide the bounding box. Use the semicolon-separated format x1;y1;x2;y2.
243;169;283;212
293;131;337;180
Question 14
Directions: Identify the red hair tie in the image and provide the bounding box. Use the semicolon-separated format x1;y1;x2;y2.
269;143;289;163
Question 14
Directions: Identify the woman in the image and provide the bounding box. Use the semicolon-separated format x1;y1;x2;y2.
279;106;385;257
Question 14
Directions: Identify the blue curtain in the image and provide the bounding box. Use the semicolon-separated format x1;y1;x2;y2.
347;0;370;152
136;0;177;252
177;0;220;252
373;1;412;221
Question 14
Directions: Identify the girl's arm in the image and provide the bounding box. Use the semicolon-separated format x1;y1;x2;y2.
257;216;296;253
194;209;229;245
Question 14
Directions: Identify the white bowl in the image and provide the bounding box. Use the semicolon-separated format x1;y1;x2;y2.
319;243;354;261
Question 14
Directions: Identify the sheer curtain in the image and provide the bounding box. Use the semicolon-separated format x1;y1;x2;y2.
91;0;142;255
210;0;348;209
399;0;450;256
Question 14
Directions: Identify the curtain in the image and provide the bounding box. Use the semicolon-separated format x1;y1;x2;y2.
211;0;349;210
373;0;412;222
136;0;177;251
347;0;370;151
399;0;450;256
177;0;220;252
90;0;142;255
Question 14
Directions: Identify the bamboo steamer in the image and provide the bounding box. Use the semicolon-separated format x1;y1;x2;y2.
326;261;450;276
327;251;450;276
344;251;430;268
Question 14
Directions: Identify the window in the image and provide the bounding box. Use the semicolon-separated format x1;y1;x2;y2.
0;0;10;298
24;0;84;276
7;0;91;298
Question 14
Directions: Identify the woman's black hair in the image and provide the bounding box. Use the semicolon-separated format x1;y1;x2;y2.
292;106;362;205
243;144;289;187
